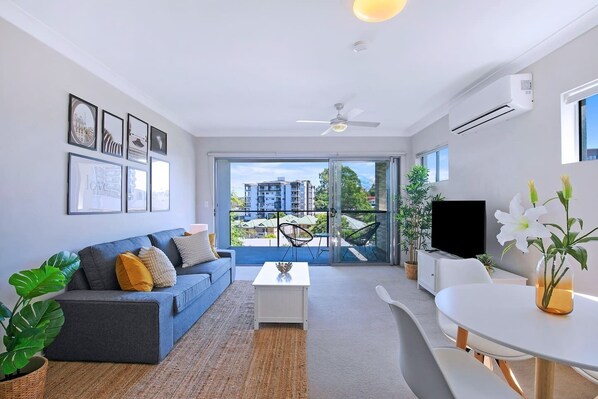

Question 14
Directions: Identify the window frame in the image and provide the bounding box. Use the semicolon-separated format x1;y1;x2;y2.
561;79;598;164
419;146;449;183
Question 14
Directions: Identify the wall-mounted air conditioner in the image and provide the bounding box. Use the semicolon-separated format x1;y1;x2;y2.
449;73;533;135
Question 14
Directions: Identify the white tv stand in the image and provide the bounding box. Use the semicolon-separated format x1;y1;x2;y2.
416;250;527;296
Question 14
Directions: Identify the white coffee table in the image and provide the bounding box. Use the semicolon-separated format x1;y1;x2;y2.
253;262;310;330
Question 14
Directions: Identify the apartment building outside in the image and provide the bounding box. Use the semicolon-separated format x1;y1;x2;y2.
244;177;314;220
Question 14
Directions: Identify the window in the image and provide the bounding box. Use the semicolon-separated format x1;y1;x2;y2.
579;93;598;161
561;79;598;164
420;146;449;183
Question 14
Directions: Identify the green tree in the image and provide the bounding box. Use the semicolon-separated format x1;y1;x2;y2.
230;191;244;210
230;215;246;246
315;167;372;211
311;213;329;234
368;184;376;196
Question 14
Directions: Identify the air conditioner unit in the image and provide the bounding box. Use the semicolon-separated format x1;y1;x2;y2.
449;73;533;135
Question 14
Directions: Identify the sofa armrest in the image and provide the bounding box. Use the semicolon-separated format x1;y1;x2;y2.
217;249;236;281
45;290;174;364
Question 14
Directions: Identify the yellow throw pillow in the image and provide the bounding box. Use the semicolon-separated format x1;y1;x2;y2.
184;231;220;258
209;233;220;259
116;252;154;292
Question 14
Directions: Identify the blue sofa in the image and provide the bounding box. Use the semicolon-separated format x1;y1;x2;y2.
45;228;236;364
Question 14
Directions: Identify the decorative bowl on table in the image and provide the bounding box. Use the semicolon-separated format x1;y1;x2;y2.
275;262;293;273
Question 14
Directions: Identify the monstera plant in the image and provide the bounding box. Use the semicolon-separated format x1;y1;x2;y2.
0;251;80;382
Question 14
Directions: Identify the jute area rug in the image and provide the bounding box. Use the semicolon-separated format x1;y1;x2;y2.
45;281;308;399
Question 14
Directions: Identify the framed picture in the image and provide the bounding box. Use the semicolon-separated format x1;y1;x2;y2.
150;158;170;212
150;126;167;155
126;167;148;212
67;153;122;215
127;114;148;164
68;94;98;150
101;111;124;158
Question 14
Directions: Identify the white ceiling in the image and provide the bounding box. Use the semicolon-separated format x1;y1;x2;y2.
4;0;598;137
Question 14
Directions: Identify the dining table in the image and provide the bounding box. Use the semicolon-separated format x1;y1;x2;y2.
435;283;598;399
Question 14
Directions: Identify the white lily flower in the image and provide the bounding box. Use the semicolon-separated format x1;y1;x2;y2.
495;193;551;253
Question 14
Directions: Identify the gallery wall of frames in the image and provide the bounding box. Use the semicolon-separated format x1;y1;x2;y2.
66;93;170;215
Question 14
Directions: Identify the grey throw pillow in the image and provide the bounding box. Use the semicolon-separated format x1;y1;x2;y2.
173;230;217;268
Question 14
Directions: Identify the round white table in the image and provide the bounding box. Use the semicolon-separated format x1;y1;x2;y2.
435;284;598;399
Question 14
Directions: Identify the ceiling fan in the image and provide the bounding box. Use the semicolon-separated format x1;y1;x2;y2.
297;103;380;135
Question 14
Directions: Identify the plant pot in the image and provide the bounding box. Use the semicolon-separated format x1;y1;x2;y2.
0;356;48;399
405;262;418;280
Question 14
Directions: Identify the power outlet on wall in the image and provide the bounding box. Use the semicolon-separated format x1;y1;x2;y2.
204;201;209;208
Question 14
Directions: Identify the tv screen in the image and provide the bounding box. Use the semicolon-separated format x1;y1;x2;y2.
431;200;486;259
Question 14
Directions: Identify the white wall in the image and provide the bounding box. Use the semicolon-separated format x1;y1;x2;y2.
0;20;197;307
194;136;411;230
411;26;598;295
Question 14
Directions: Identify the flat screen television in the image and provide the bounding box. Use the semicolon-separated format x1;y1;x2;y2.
431;200;486;259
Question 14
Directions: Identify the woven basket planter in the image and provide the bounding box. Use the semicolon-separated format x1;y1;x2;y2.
405;262;418;280
0;357;48;399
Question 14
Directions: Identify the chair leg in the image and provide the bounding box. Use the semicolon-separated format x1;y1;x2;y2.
305;244;315;259
474;351;484;363
282;245;291;262
342;247;349;261
496;359;526;397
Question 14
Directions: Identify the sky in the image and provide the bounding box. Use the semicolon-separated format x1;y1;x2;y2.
230;161;377;195
586;94;598;149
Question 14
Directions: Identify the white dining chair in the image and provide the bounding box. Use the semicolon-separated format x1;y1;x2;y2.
573;367;598;384
376;285;520;399
436;258;530;396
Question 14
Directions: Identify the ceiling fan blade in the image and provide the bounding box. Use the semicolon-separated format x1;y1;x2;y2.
346;121;380;128
321;127;332;136
296;120;330;124
347;108;364;120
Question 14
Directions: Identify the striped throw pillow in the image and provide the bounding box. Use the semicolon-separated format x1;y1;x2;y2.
139;246;177;287
173;230;217;268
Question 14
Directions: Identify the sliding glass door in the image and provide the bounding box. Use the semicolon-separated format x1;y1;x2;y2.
214;157;398;265
329;159;394;264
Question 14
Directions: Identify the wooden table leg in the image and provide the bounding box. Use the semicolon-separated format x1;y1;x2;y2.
535;357;555;399
456;326;468;350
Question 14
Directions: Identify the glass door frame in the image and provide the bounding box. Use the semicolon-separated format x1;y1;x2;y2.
328;156;400;266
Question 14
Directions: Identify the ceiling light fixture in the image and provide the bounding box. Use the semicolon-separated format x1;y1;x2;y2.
353;0;407;23
331;122;348;133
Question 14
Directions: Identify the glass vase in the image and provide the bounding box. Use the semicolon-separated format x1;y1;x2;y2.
535;254;574;315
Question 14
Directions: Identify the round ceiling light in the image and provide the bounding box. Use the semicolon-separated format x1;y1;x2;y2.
353;0;407;23
331;122;348;133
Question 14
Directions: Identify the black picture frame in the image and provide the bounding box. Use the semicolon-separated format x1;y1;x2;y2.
126;167;148;212
127;114;148;164
67;153;122;215
67;94;98;150
150;126;168;155
101;111;124;158
150;157;170;212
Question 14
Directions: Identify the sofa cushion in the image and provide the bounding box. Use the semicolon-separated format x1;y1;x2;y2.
173;231;217;268
153;274;211;313
148;228;185;267
79;235;152;290
116;252;154;292
184;231;220;259
139;246;177;288
176;258;231;283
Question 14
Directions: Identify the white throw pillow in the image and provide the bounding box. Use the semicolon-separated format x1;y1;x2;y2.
173;230;217;268
138;246;177;287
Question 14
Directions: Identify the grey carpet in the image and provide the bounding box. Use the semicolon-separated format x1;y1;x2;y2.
236;266;598;399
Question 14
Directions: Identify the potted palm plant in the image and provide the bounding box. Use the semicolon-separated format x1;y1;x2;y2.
397;165;441;280
0;251;80;399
